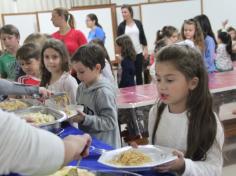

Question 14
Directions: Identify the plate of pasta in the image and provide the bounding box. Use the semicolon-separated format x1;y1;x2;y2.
98;145;177;171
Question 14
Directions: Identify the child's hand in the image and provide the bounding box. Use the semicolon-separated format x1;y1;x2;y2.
72;110;86;123
154;150;185;174
222;19;228;28
143;47;149;60
129;141;138;148
115;54;122;63
24;117;38;127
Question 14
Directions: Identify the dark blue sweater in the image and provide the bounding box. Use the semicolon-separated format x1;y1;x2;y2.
119;58;135;88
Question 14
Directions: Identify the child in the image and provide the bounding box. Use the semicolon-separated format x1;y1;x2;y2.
215;29;233;72
0;24;21;80
222;20;236;61
89;39;114;83
155;25;179;51
133;45;224;175
181;19;205;54
115;34;136;88
71;43;121;148
16;43;41;86
194;14;217;73
40;39;78;104
24;32;51;48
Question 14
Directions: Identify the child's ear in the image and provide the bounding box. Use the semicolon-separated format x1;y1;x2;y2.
189;77;199;90
95;64;101;71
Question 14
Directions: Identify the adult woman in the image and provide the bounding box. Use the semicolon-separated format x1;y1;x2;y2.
86;13;105;43
194;14;217;73
51;7;87;56
117;4;148;85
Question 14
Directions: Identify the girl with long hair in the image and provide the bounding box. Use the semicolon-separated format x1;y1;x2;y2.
116;34;136;88
40;39;78;104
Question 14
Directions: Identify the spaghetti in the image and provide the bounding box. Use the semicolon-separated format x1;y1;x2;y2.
110;149;152;166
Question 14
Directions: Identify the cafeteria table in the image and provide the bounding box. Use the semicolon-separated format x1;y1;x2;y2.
7;123;174;176
117;69;236;141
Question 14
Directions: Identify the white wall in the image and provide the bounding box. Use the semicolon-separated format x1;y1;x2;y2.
3;14;38;44
111;0;147;5
203;0;236;34
141;0;201;51
37;7;116;61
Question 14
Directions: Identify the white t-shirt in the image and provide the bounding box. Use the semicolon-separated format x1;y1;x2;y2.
125;23;142;54
102;60;114;83
148;105;224;176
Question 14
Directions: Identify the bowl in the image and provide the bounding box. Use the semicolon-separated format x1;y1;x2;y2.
50;166;142;176
92;169;142;176
17;106;67;133
0;99;34;112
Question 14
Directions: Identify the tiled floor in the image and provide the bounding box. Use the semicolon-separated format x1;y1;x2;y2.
223;164;236;176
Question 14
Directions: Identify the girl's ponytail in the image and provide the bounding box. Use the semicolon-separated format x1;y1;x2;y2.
226;34;232;56
96;21;103;29
156;30;163;41
87;13;103;28
68;13;75;29
218;29;232;56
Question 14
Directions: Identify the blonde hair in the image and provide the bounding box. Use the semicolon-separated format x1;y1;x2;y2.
24;33;51;48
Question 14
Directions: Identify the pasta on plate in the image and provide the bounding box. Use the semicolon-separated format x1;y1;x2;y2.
109;149;152;166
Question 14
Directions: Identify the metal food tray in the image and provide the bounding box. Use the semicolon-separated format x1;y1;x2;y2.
0;99;35;112
17;106;67;133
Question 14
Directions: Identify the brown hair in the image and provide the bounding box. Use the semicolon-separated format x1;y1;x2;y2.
53;7;75;29
121;4;133;18
89;39;113;75
115;34;136;61
0;24;20;38
87;13;102;28
152;45;217;161
156;26;178;42
227;26;236;40
40;39;70;87
71;43;105;71
24;33;51;47
181;19;205;53
16;43;41;61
